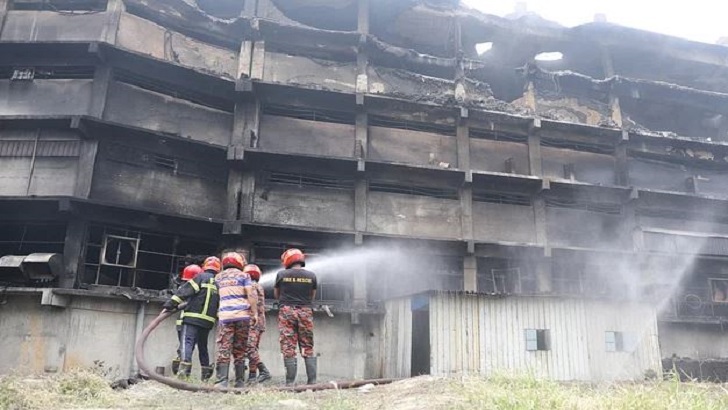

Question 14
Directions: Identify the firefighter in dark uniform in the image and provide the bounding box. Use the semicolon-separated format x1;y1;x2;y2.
171;264;202;375
164;256;221;380
274;248;318;386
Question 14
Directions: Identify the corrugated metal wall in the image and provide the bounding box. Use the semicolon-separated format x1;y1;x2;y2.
382;297;412;378
427;294;661;381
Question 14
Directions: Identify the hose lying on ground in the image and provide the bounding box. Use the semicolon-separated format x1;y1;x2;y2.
135;310;398;393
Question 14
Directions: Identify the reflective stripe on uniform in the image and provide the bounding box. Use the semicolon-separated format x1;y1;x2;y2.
182;312;216;323
180;278;217;324
171;295;183;304
189;280;200;292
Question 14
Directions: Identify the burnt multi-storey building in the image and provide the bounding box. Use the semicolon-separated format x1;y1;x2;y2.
2;0;728;382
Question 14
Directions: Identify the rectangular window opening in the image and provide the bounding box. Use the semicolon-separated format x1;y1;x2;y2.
541;137;614;155
525;329;550;351
262;104;355;125
369;115;455;136
369;181;458;200
114;70;233;112
153;154;178;172
470;128;527;144
545;196;622;215
267;172;354;190
605;331;626;352
473;191;531;206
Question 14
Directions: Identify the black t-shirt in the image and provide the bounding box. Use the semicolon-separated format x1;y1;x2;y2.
274;268;317;306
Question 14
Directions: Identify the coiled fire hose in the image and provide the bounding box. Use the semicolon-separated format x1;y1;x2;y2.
135;309;398;393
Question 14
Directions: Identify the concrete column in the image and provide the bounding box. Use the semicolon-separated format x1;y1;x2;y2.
237;41;254;81
463;255;477;292
101;0;123;45
615;130;629;186
354;178;367;233
61;219;88;289
533;193;548;251
527;119;542;176
74;139;99;199
535;258;552;293
89;66;112;119
357;0;369;34
0;1;9;37
250;41;265;81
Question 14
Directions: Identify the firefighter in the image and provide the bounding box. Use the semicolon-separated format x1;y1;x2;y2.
163;256;221;381
274;248;318;386
214;252;259;388
243;264;272;384
171;264;202;375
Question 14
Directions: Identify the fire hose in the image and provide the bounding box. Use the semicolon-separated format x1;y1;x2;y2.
135;309;398;393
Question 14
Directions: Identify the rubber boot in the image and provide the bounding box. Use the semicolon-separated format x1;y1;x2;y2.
304;357;317;385
284;358;297;386
247;369;258;385
214;363;229;388
201;366;214;382
178;362;192;380
257;362;272;383
171;358;181;375
234;363;246;388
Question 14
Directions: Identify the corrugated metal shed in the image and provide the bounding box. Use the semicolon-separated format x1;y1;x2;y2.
428;293;661;381
382;292;662;381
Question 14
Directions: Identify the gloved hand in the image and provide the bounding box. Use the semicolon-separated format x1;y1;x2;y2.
162;300;177;311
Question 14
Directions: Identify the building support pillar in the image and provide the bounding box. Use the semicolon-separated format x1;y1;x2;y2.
463;255;477;292
89;65;112;119
61;219;88;289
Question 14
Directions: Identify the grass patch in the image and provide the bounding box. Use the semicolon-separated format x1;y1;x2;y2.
4;371;728;409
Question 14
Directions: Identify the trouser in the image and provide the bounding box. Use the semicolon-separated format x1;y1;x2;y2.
176;325;182;358
216;320;250;365
247;326;265;372
278;305;314;359
180;323;211;366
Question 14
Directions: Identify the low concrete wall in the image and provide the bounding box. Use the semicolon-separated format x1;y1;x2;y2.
658;322;728;360
0;291;379;381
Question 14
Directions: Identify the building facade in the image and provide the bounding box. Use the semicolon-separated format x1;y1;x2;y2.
1;0;728;381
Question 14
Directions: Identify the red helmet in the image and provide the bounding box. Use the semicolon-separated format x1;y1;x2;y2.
202;256;222;273
221;252;246;270
181;264;203;281
281;248;305;269
243;264;262;281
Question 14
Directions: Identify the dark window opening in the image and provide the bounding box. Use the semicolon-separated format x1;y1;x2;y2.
153;154;178;173
470;128;527;144
525;329;550;351
411;295;431;376
262;104;355;125
473;191;531;206
0;222;66;257
9;0;107;11
545;196;622;215
369;115;456;136
115;70;233;112
0;66;95;80
711;279;728;303
266;172;355;190
369;181;459;200
83;225;216;291
541;138;614;155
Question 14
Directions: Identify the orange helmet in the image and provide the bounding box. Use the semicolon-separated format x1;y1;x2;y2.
181;264;203;281
202;256;222;273
281;248;305;269
221;252;246;270
243;264;262;281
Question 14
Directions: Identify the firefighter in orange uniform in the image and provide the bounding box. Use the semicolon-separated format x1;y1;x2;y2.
243;264;272;383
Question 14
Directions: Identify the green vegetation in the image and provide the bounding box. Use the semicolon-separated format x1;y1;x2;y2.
2;370;728;409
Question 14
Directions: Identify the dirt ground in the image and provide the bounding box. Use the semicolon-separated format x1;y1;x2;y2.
3;371;728;410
